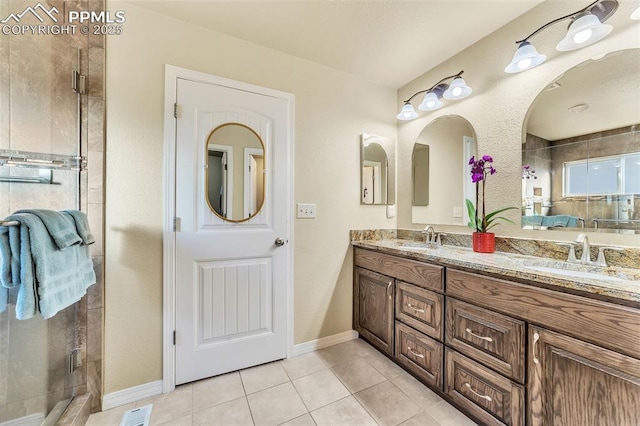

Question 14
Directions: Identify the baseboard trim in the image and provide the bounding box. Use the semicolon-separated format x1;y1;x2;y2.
292;330;359;356
102;380;163;411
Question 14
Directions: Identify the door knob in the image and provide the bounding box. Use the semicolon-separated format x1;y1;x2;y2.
275;238;286;247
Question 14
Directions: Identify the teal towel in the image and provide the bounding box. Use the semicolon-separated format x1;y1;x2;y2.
14;209;82;250
0;220;38;319
549;215;578;227
62;210;95;245
522;215;544;226
0;213;96;319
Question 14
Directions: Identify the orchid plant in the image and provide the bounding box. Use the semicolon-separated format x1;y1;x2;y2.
466;155;518;233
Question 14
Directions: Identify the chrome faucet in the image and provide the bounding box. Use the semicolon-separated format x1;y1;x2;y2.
423;226;436;244
575;233;591;264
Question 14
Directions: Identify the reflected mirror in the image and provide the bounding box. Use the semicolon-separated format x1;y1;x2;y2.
206;123;265;222
412;115;476;225
522;48;640;234
412;144;429;206
361;133;395;205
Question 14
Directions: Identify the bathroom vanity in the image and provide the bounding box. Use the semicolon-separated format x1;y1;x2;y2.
352;239;640;426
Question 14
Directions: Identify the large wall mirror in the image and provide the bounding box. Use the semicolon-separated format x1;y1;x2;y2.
522;48;640;234
206;123;265;222
412;115;476;225
361;133;396;205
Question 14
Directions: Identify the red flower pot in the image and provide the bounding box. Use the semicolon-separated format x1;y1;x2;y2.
472;232;495;253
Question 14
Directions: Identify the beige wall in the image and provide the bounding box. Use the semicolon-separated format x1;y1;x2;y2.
104;2;396;394
397;0;640;248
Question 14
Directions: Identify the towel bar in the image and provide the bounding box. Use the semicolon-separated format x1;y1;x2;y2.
0;220;19;226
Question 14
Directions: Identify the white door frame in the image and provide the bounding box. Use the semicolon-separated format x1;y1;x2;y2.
162;64;295;393
208;143;234;219
244;147;263;218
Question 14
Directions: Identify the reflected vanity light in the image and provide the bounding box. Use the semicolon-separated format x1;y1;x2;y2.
631;6;640;19
396;70;472;121
505;0;618;74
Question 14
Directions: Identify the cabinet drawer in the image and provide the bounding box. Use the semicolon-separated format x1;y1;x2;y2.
355;248;443;292
446;298;525;383
395;321;443;390
396;282;443;340
445;349;524;426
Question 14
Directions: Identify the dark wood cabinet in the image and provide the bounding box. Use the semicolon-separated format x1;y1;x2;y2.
353;266;394;355
528;326;640;426
353;246;640;426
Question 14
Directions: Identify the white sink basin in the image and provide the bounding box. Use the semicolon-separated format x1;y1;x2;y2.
523;265;629;283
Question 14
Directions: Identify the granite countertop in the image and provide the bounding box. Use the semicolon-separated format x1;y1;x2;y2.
352;239;640;305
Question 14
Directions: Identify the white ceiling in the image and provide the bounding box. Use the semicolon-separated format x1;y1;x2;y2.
130;0;544;88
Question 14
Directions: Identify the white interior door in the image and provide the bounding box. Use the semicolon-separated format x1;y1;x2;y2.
174;77;291;385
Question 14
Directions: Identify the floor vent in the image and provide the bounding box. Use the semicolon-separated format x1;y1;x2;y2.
120;404;152;426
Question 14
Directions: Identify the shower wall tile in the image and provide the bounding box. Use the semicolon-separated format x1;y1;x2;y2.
1;0;105;421
88;151;104;204
6;394;47;420
88;203;103;257
88;256;103;309
87;359;101;412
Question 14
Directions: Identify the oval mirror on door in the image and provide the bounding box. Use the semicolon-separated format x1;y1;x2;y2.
206;123;265;222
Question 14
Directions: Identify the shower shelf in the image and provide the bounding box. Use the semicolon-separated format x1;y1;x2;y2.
0;149;87;171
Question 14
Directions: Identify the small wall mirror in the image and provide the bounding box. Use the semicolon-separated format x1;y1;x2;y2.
206;123;265;222
522;48;640;234
361;133;395;205
412;143;429;206
412;115;476;225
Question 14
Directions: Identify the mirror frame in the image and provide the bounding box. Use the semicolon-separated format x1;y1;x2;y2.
205;122;266;223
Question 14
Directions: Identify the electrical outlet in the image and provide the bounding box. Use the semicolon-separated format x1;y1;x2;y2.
453;207;463;218
297;203;316;219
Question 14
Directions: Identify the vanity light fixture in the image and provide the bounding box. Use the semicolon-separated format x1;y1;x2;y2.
396;70;472;121
505;0;618;73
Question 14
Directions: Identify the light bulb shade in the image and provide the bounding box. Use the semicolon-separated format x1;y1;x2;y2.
418;92;443;111
396;103;418;120
631;6;640;19
443;77;472;100
556;13;612;51
505;41;547;73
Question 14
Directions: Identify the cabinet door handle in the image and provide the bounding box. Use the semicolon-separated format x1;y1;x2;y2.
465;328;493;343
533;332;540;365
386;281;392;299
407;303;425;313
464;383;492;402
407;346;425;359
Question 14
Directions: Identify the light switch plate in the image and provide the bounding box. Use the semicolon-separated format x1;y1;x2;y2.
297;203;316;218
453;207;463;218
386;205;397;218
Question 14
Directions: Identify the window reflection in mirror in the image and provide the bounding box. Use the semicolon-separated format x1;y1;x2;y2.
361;133;396;205
411;115;476;225
206;123;265;222
412;143;429;206
522;48;640;234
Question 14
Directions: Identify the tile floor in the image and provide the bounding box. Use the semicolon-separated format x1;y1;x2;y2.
87;339;477;426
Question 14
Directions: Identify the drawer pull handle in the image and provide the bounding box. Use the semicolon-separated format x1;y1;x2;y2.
407;303;425;313
407;346;425;359
465;383;492;402
533;332;540;365
386;281;392;299
465;328;493;343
